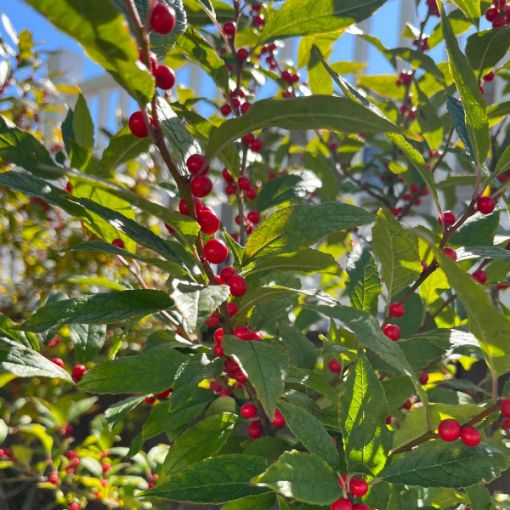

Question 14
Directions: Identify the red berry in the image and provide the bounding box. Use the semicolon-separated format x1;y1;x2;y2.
438;419;461;442
145;396;156;405
191;175;213;197
227;302;238;316
214;327;225;344
51;357;64;368
48;472;59;485
402;399;413;410
223;21;236;37
178;197;203;216
484;71;495;82
250;138;263;152
65;450;78;460
222;168;234;183
443;247;457;262
349;477;368;497
240;403;258;419
237;48;249;61
228;275;248;297
352;505;370;510
128;111;149;138
502;417;510;429
500;398;510;417
69;502;80;510
273;408;286;428
472;269;488;284
477;196;496;214
150;2;176;34
461;426;481;447
154;65;176;90
225;184;237;195
203;239;229;264
155;388;173;399
102;462;111;474
238;176;250;190
186;154;209;175
247;211;260;224
331;499;353;510
220;266;236;282
328;359;341;373
486;6;499;20
241;102;251;114
419;371;429;385
440;210;456;227
198;208;220;235
71;364;87;383
243;133;255;144
220;103;232;116
213;345;224;357
234;325;253;340
389;302;405;317
246;187;257;200
383;324;400;341
248;420;263;439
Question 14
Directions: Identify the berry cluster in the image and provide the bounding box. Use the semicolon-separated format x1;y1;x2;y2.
331;475;370;510
437;419;481;446
240;403;286;439
485;0;510;28
50;358;88;383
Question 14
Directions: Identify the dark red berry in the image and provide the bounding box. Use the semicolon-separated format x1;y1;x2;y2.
419;371;429;385
349;477;368;497
461;426;481;447
383;324;400;341
237;48;249;61
150;2;176;34
486;6;499;21
500;398;510;417
352;505;370;510
247;420;263;439
112;238;125;249
484;71;495;82
128;111;149;138
186;154;209;175
443;247;457;262
154;65;175;90
246;187;257;200
440;210;456;227
328;359;341;373
220;104;232;116
389;302;405;317
155;388;173;399
223;21;236;37
472;269;488;284
203;239;229;264
227;302;238;316
477;196;496;214
247;211;260;224
213;344;224;357
438;419;461;442
145;396;156;405
178;197;203;216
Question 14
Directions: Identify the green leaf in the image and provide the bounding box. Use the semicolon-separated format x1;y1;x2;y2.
171;283;230;332
69;323;106;363
161;413;237;476
432;243;510;375
0;338;72;381
255;174;303;212
234;287;297;322
340;349;390;475
372;209;422;297
105;396;145;429
441;6;490;165
222;494;275;510
258;0;387;42
466;27;510;75
73;94;94;150
22;290;172;332
101;127;151;173
0;116;60;179
206;96;400;161
247;249;340;277
79;345;185;394
346;244;381;315
244;202;374;262
450;211;499;247
279;401;338;468
495;144;510;177
26;0;154;103
146;455;267;503
253;451;340;505
223;336;289;417
447;96;476;163
279;324;317;370
449;0;480;20
382;442;510;488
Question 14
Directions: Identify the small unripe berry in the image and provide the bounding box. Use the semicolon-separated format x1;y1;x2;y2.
383;324;400;341
328;359;341;373
389;302;405;317
240;403;258;419
438;419;461;442
150;2;176;34
128;111;149;138
203;239;229;264
477;196;496;214
460;426;481;447
349;477;368;497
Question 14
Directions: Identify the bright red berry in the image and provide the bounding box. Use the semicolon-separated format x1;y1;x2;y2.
472;269;488;284
389;302;405;317
419;371;429;385
240;403;258;419
69;502;80;510
203;239;229;264
227;302;238;316
191;175;213;197
440;210;456;227
330;499;353;510
71;364;87;383
438;419;461;442
219;266;236;282
443;247;457;262
500;398;510;417
150;2;176;34
461;426;481;447
214;328;225;344
248;420;263;439
154;65;176;90
228;275;248;297
233;325;253;340
197;208;220;235
223;21;236;37
383;324;400;341
273;408;286;428
48;472;59;485
477;196;496;214
328;359;341;373
51;357;64;368
349;477;368;497
186;154;209;175
352;505;370;510
128;111;149;138
213;344;224;357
